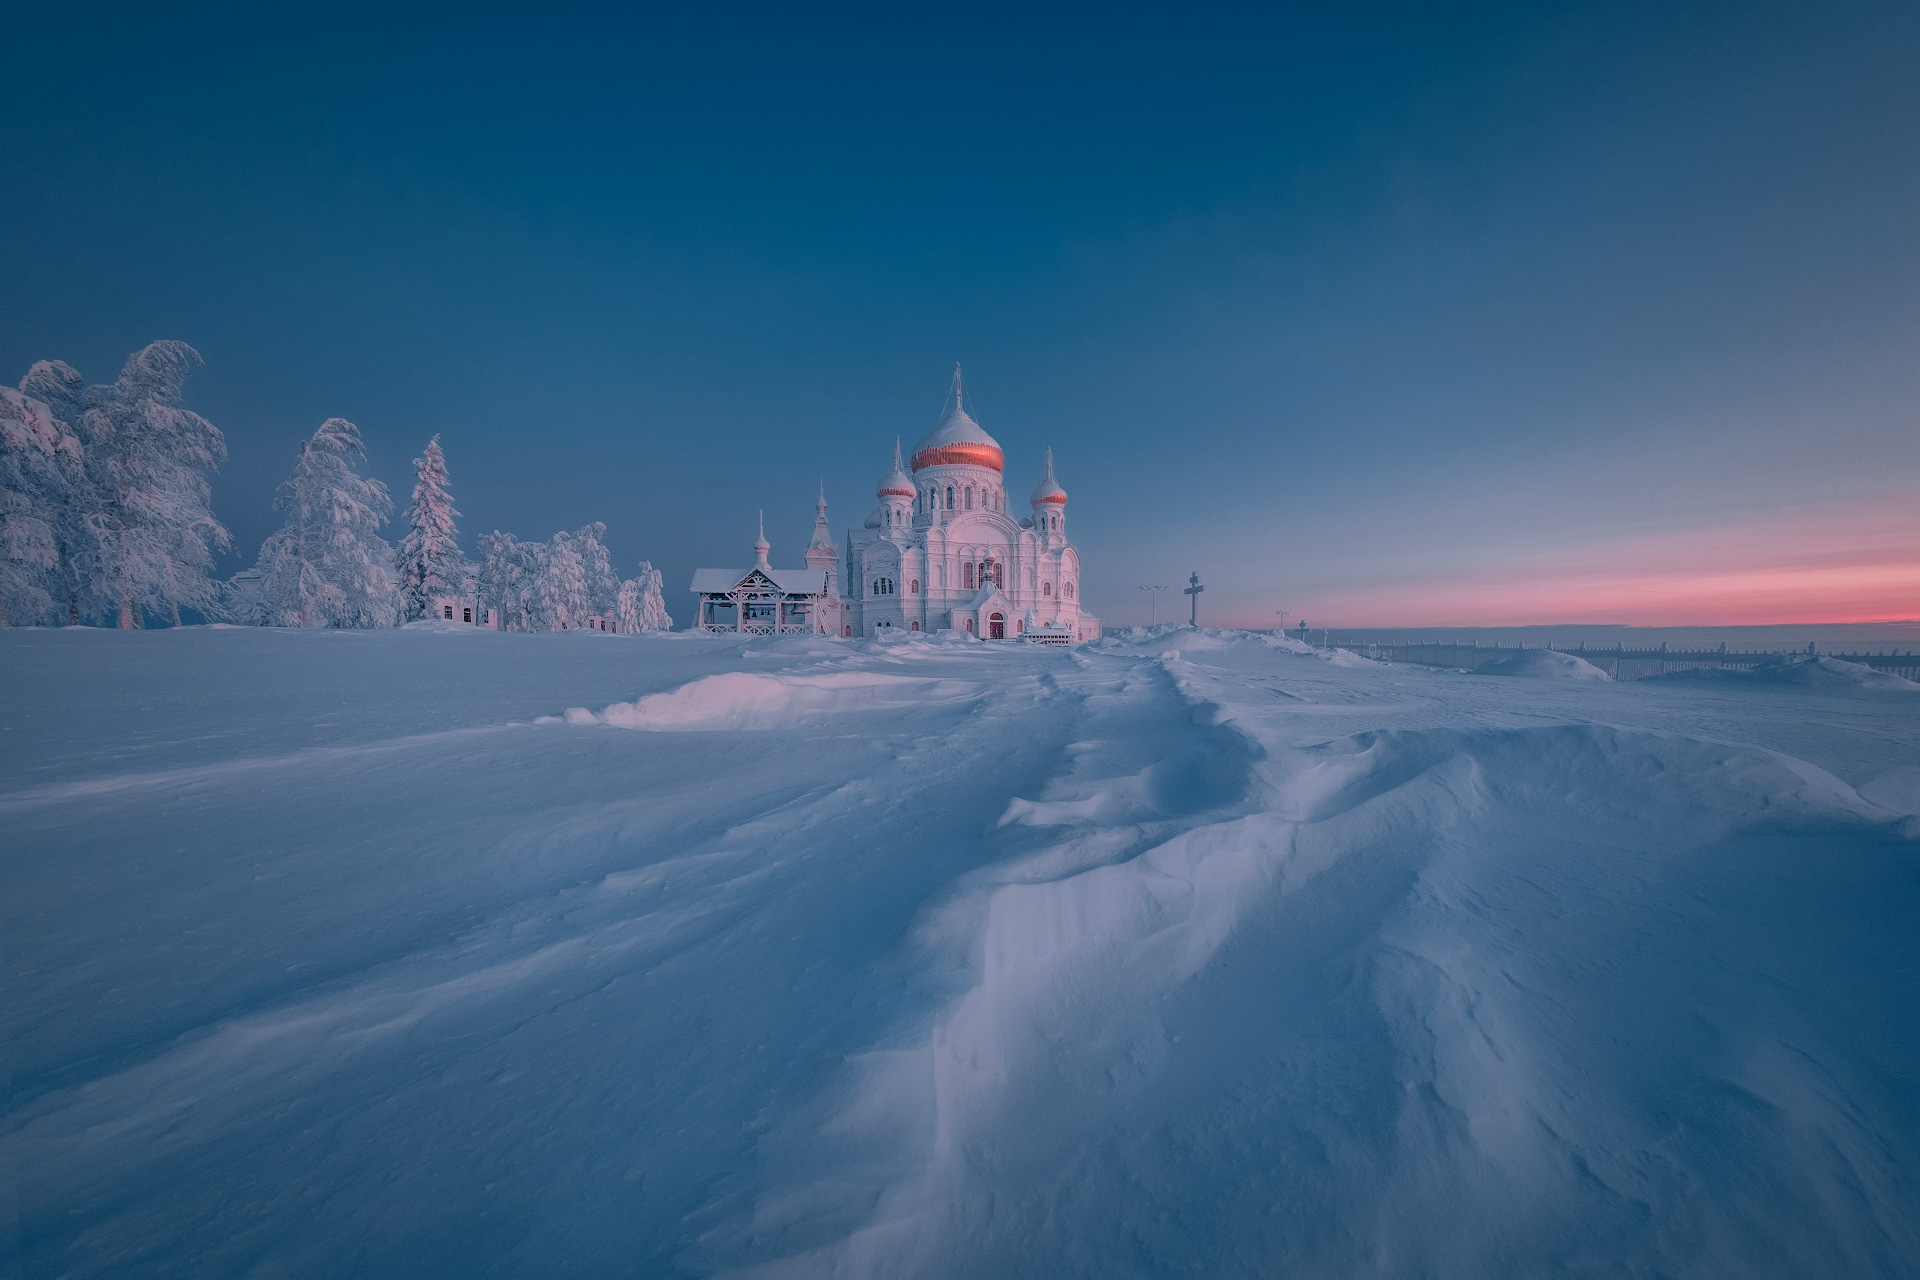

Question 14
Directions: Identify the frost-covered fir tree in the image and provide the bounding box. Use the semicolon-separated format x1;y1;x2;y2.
477;531;531;631
533;530;590;631
0;387;85;625
574;521;619;618
615;576;642;633
72;342;229;627
395;435;462;620
244;418;400;628
635;559;672;631
16;361;92;623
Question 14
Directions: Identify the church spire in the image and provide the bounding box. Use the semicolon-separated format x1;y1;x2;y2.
753;510;771;571
809;480;835;551
950;362;964;417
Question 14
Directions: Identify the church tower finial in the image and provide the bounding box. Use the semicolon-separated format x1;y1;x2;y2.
950;362;963;416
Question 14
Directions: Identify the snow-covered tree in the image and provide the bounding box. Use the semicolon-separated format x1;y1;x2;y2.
615;576;642;633
72;342;229;627
477;531;544;631
242;418;400;628
0;388;84;625
533;530;590;630
395;434;462;620
574;521;619;618
16;361;92;623
635;559;672;631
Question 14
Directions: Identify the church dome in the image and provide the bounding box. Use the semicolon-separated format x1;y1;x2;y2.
1030;447;1067;505
910;365;1004;473
877;439;915;497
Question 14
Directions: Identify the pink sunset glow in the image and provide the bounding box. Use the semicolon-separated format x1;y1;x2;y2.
1296;490;1919;627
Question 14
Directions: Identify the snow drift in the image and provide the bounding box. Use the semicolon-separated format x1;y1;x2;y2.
4;625;1916;1279
1473;648;1612;679
578;670;980;730
1652;652;1920;692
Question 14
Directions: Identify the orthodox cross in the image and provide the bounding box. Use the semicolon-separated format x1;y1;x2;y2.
1184;571;1204;626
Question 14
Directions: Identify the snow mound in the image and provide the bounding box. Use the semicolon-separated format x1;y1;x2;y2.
1473;649;1611;680
580;671;979;730
1652;653;1920;692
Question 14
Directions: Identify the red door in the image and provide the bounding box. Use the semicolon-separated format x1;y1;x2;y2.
989;613;1005;639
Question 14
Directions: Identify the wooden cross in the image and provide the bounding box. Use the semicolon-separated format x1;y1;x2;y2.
1184;571;1204;626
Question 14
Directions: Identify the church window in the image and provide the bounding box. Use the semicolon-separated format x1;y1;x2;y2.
910;579;919;594
463;607;472;623
1065;582;1075;598
442;605;453;620
946;486;954;508
966;487;974;510
965;618;973;632
1043;582;1052;597
963;563;974;589
911;621;919;630
872;578;894;596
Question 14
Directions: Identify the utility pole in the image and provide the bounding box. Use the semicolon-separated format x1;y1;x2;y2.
1184;571;1204;626
1139;584;1170;624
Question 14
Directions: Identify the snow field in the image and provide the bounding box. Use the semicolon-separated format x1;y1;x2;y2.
4;624;1917;1277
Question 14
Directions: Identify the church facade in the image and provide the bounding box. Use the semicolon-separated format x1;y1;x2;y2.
692;370;1099;642
843;372;1098;641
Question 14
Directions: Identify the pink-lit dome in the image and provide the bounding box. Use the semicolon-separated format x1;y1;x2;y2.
1030;447;1067;505
877;438;915;497
910;404;1003;473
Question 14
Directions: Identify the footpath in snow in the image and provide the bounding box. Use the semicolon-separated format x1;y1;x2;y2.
3;624;1917;1278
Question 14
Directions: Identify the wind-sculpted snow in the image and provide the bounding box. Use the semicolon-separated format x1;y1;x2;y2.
1472;647;1612;679
572;670;981;731
1650;652;1920;692
3;625;1917;1278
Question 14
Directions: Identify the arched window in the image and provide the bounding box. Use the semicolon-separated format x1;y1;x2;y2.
1065;582;1075;599
871;578;894;596
963;563;974;589
965;618;973;632
966;487;974;510
1043;582;1052;597
910;579;919;594
910;621;919;630
946;486;954;508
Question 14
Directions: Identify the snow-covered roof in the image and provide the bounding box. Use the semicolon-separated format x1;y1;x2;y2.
690;567;832;595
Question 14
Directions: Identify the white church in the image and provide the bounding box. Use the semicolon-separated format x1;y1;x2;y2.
692;370;1100;643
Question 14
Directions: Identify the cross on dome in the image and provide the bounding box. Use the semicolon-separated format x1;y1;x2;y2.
1031;446;1068;505
877;438;915;497
910;364;1005;473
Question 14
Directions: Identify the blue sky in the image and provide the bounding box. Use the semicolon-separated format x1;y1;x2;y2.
4;2;1916;625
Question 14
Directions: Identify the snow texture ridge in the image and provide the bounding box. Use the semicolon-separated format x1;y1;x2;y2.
3;625;1917;1278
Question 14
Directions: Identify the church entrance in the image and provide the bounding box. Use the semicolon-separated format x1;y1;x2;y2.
989;612;1005;639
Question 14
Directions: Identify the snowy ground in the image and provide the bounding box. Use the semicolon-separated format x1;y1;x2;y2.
5;625;1918;1278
